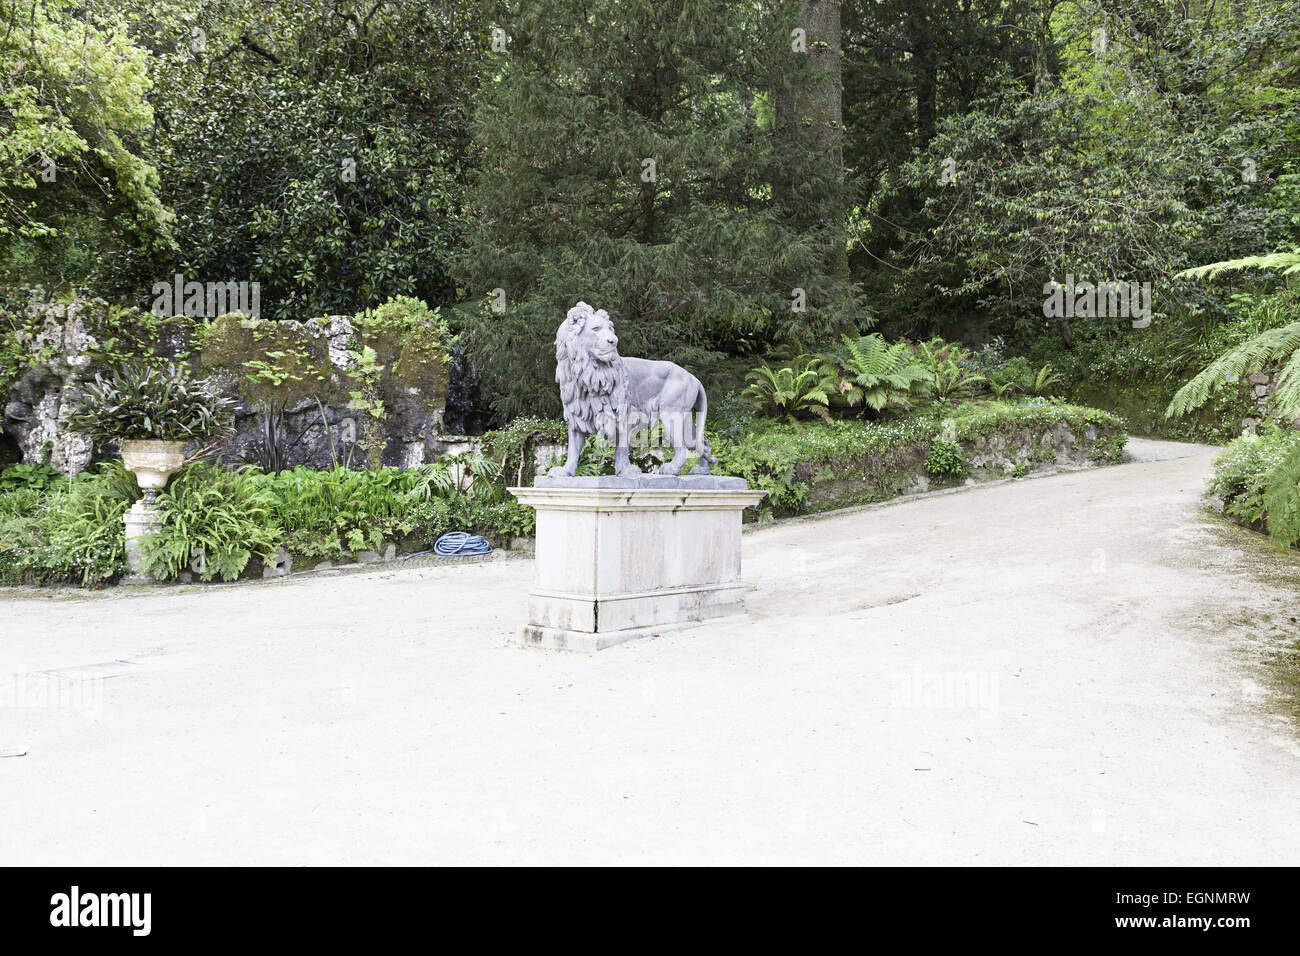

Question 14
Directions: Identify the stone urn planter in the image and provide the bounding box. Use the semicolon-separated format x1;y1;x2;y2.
120;439;187;497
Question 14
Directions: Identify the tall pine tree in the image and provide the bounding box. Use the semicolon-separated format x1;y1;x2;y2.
454;0;861;420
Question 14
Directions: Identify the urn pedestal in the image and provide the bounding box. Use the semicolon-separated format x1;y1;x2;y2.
508;475;766;652
119;439;186;583
122;499;163;584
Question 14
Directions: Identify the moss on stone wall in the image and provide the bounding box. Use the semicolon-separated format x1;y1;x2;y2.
198;313;335;407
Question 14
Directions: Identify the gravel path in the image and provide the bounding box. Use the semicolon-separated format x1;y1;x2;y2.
3;441;1299;865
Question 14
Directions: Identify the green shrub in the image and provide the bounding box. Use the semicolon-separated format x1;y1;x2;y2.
0;463;66;495
816;334;930;413
139;464;281;582
925;439;969;478
262;465;422;558
33;462;139;586
406;495;535;545
1262;444;1300;549
480;416;567;485
65;364;235;444
987;356;1032;396
1209;430;1300;548
741;359;832;421
0;487;44;583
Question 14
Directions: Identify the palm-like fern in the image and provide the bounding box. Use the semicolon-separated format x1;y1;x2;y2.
1167;251;1300;420
818;334;930;412
742;360;832;421
1030;363;1063;396
1177;252;1300;282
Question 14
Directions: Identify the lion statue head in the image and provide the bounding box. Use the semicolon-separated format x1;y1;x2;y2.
555;301;626;442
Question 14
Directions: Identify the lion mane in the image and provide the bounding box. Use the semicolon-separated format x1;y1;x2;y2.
555;302;627;443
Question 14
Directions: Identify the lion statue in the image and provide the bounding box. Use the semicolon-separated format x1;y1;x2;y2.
547;301;716;478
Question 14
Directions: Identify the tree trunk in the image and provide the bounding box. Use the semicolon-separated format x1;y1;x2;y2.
775;1;846;274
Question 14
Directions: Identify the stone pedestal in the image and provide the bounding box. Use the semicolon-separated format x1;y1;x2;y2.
123;499;161;584
508;475;766;651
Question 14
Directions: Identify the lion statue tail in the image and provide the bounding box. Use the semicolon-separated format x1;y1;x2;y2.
694;382;717;473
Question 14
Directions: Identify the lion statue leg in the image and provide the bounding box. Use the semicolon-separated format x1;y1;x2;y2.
614;442;642;478
547;425;586;478
658;408;690;475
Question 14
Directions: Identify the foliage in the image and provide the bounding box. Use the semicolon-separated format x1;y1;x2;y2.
28;462;138;586
0;463;65;494
139;463;280;582
1030;364;1064;397
742;360;833;422
817;334;931;412
987;356;1033;396
480;416;567;486
65;363;234;443
1209;429;1300;548
452;0;862;420
1179;252;1300;282
346;346;387;470
1261;444;1300;550
914;339;987;398
0;486;44;583
713;399;1125;519
260;455;522;559
871;1;1300;338
93;0;484;319
0;0;171;288
1168;254;1300;421
924;439;969;478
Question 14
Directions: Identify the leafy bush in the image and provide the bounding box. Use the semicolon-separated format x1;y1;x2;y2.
987;356;1032;396
406;495;535;545
480;416;567;486
65;364;235;444
925;439;969;478
1168;253;1300;423
0;487;44;583
139;464;281;582
31;463;138;586
0;463;66;494
741;360;832;421
261;456;524;559
1209;430;1300;548
913;339;987;398
817;334;930;413
261;465;422;558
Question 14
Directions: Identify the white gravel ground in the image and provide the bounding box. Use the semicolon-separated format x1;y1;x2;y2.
2;439;1299;865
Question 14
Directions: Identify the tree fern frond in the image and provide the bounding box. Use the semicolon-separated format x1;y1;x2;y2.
1270;346;1300;422
1166;321;1300;418
1176;252;1300;281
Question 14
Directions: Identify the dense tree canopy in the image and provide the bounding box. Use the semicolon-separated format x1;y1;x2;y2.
453;0;862;418
2;0;1298;421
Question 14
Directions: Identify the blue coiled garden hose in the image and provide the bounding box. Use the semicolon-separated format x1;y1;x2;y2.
433;531;493;556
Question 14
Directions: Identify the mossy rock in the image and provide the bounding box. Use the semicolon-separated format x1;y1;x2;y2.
198;313;336;407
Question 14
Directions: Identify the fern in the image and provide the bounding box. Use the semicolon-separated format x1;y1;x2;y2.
742;359;832;421
818;334;930;412
1031;363;1064;396
1168;250;1300;421
1166;320;1300;419
1176;252;1300;282
1262;443;1300;549
140;464;280;581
